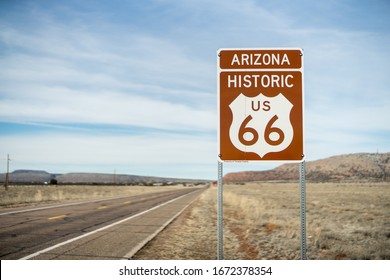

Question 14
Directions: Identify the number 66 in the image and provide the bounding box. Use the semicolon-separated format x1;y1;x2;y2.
239;115;284;146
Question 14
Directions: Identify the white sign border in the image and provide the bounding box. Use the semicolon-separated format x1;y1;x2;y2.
217;47;305;163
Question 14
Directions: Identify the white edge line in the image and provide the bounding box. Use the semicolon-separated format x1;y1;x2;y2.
20;190;201;260
123;189;202;259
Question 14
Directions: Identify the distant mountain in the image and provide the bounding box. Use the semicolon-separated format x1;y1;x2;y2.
55;172;207;185
223;153;390;183
12;169;50;174
2;153;388;185
0;170;54;184
0;170;209;185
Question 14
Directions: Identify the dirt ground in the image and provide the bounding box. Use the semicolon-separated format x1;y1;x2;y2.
133;182;390;260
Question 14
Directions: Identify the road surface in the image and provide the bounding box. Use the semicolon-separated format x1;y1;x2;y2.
0;187;205;259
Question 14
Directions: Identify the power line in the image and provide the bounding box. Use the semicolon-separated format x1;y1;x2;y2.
4;154;11;191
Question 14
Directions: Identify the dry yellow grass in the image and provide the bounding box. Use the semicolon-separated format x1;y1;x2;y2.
0;184;186;208
133;182;390;260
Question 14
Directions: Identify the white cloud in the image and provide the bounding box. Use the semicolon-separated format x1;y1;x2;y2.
0;21;216;132
0;86;216;131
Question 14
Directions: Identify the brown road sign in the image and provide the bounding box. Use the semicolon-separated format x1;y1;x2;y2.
218;48;304;162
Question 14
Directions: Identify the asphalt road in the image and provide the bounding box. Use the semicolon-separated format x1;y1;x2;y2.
0;187;205;259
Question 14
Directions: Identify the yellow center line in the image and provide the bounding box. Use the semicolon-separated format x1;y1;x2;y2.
48;215;66;220
123;200;132;204
97;206;108;209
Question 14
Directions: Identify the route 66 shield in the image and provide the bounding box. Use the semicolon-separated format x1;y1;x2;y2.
229;93;294;158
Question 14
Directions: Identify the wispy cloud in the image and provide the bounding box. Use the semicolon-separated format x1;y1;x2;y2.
0;14;215;131
0;86;215;131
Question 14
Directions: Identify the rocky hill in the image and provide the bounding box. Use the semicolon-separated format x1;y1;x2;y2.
0;170;55;184
223;153;390;183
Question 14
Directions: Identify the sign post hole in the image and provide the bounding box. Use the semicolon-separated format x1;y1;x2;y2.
217;48;306;259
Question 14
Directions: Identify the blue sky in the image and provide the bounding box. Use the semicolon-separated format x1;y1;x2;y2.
0;0;389;179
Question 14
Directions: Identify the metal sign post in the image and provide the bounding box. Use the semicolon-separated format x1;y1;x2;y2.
217;160;223;260
299;160;307;260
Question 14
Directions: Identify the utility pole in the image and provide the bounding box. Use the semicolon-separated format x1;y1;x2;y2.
4;154;10;191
